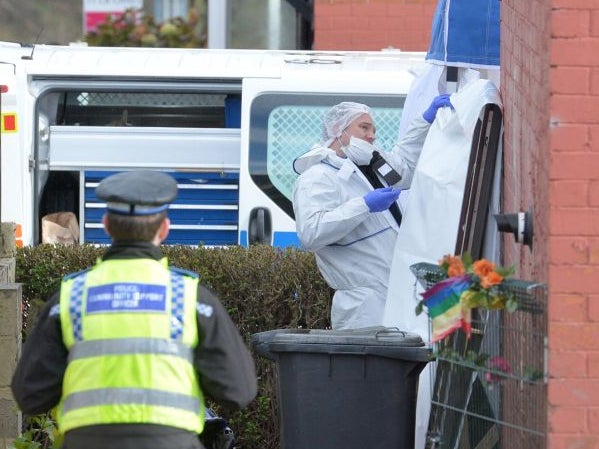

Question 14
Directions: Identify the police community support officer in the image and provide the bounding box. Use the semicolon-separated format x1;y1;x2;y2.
11;170;257;449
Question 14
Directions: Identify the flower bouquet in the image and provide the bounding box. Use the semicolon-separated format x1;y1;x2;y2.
415;253;516;343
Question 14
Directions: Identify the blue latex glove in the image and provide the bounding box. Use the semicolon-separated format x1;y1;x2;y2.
422;93;454;124
364;186;400;213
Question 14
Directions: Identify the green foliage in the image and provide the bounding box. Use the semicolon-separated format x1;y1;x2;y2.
15;243;333;449
15;244;102;331
161;245;332;332
84;8;205;48
7;413;60;449
437;347;490;367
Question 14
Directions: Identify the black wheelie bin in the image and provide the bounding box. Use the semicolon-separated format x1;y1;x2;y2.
251;326;431;449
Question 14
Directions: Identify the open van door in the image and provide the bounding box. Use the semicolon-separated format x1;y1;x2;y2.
238;53;426;247
0;60;25;247
29;79;241;246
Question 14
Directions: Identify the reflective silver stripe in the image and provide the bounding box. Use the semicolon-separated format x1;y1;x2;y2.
68;338;193;363
62;388;200;415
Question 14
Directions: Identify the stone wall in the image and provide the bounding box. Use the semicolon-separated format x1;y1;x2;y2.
0;223;21;442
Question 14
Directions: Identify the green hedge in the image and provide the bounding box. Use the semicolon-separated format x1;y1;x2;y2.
15;244;333;449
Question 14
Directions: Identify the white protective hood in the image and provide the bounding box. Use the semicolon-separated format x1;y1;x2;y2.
292;144;336;175
383;76;502;449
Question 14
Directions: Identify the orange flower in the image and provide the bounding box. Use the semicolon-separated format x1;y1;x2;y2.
441;255;466;277
480;271;503;289
472;259;495;278
448;262;466;277
439;255;453;265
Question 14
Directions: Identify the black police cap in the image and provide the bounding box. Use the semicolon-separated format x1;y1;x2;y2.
95;170;177;215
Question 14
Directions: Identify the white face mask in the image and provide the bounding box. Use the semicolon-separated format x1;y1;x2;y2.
342;136;377;165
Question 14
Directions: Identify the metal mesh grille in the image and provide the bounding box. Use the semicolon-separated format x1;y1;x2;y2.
267;105;403;199
75;92;226;107
411;262;547;449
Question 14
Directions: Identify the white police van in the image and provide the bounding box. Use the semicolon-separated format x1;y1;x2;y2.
0;42;427;247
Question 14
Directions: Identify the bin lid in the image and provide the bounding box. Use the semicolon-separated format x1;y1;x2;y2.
251;326;431;362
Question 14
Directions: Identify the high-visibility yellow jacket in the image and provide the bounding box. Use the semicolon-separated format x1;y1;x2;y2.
56;257;204;434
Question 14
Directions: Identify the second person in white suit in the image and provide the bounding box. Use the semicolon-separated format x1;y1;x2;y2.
292;97;452;329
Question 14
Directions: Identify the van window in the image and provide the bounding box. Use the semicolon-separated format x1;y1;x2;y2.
248;93;406;218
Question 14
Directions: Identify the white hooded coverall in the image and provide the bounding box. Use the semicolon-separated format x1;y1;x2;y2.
292;115;430;329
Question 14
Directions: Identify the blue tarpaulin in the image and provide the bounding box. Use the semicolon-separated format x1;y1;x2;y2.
426;0;500;68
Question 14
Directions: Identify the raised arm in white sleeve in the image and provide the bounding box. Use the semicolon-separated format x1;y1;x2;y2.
381;115;431;190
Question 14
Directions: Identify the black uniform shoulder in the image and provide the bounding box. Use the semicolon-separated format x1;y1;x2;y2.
169;266;199;279
197;283;220;304
62;267;92;281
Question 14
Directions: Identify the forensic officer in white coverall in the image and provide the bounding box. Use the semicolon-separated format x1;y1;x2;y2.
292;97;452;329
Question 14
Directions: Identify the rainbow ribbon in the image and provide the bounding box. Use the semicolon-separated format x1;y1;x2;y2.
422;275;472;343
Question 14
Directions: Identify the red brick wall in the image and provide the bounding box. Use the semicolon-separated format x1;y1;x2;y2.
313;0;437;51
500;3;550;279
548;0;599;445
502;0;599;446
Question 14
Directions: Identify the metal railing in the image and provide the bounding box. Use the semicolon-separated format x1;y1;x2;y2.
411;262;548;449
